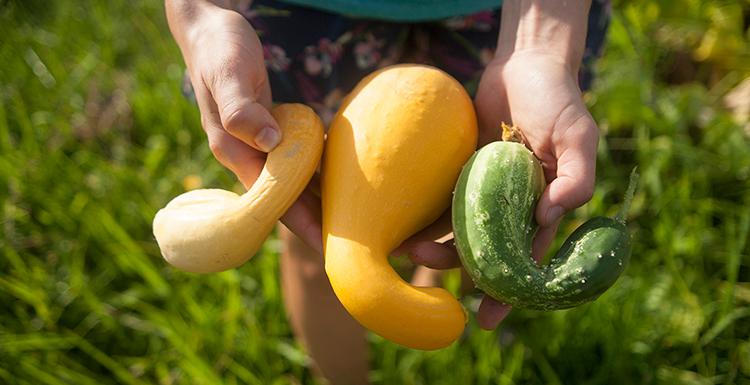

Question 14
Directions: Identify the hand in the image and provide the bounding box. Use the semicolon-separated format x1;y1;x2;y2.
407;0;598;329
477;51;599;256
407;51;599;329
166;0;323;252
485;50;599;326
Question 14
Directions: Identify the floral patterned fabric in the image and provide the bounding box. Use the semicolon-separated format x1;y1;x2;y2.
184;0;611;124
275;0;505;22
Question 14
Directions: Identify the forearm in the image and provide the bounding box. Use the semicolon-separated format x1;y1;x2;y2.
165;0;243;57
496;0;591;72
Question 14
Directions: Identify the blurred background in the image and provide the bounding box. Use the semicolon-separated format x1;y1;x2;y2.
1;0;749;384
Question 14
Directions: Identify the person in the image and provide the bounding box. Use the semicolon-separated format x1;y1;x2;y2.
165;0;608;383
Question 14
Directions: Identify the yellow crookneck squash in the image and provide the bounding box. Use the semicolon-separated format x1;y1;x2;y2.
322;64;478;350
153;104;324;273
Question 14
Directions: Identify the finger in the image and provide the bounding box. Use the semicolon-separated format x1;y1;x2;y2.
535;114;598;227
212;81;280;153
280;188;323;254
308;172;321;198
531;218;561;262
477;296;512;330
391;210;452;256
407;240;462;270
190;72;266;187
208;130;266;188
417;210;453;242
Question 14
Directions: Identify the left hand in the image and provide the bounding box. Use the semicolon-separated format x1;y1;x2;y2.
406;49;599;329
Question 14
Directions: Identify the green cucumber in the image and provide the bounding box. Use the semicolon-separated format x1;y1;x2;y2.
452;139;637;310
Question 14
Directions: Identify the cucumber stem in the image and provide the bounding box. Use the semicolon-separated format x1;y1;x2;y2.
501;122;524;143
615;167;639;224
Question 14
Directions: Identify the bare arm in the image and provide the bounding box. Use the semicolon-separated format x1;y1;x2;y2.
496;0;590;71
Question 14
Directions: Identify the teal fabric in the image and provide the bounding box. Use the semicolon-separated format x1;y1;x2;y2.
278;0;503;22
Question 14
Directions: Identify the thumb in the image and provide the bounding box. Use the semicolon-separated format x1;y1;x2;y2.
535;114;598;227
208;66;280;153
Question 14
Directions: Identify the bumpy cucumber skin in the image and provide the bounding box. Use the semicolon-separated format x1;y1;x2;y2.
452;142;631;310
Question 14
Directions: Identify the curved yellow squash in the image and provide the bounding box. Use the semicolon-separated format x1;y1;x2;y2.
322;64;478;349
154;104;324;273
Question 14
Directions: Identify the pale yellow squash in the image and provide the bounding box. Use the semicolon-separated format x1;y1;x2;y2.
322;64;478;350
154;104;324;273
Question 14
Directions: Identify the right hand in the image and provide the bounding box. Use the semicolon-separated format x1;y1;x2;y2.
166;0;324;253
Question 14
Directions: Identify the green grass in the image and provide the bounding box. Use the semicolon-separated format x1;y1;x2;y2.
1;0;749;384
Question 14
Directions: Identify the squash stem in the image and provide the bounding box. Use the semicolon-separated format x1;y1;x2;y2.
615;167;639;224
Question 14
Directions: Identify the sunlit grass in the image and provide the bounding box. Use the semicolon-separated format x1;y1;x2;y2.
1;0;748;384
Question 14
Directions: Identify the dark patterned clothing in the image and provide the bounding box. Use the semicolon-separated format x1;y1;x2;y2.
278;0;504;22
184;0;611;123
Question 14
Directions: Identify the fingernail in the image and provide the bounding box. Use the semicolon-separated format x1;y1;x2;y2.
545;205;564;225
256;126;281;152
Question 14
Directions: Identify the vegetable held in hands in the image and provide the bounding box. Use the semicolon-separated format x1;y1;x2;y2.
453;124;637;310
322;64;477;350
153;104;324;273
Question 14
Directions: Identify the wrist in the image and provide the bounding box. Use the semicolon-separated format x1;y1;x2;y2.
496;0;591;74
165;0;227;57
